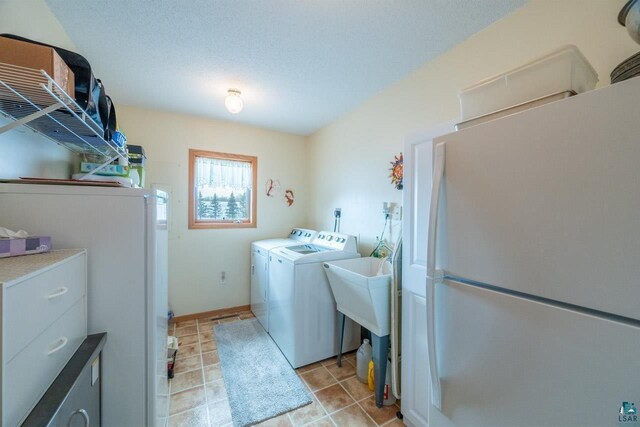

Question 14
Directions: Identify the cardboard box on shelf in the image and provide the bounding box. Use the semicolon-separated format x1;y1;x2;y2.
0;36;75;98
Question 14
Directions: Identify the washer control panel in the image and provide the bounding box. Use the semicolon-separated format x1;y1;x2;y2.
313;231;357;252
289;228;317;243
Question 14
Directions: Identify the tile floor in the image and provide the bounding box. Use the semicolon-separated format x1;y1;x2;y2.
167;311;402;427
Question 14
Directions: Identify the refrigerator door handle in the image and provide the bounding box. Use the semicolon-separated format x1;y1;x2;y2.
426;141;445;410
427;141;445;279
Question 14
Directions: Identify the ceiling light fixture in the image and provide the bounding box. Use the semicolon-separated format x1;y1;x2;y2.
225;89;243;114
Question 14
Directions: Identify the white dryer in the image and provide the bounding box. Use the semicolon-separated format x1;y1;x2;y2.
268;231;361;368
251;228;316;331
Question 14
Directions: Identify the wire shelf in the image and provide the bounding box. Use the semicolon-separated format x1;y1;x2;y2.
0;62;126;160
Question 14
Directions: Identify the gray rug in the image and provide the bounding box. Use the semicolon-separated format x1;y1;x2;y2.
214;319;312;426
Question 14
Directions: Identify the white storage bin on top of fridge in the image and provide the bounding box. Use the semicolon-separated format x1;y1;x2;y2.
458;45;598;121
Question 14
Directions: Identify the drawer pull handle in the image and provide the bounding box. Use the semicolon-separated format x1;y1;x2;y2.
46;336;68;355
47;286;69;299
70;408;90;426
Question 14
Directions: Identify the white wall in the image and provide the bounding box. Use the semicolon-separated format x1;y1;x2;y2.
117;105;309;315
0;0;77;178
0;0;75;49
307;0;638;255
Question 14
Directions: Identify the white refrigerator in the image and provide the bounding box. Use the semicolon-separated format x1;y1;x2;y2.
405;76;640;427
0;184;169;427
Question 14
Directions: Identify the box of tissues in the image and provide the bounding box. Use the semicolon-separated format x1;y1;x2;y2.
0;236;52;258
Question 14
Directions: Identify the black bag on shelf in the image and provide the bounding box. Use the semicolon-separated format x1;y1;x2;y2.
0;34;109;133
104;94;117;141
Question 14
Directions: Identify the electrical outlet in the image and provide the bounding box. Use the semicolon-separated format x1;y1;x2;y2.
392;205;403;221
220;271;226;286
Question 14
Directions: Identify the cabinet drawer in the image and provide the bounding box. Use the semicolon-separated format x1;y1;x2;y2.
48;354;100;427
5;299;86;426
5;253;85;361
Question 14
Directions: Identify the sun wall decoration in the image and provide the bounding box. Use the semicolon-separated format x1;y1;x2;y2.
389;152;403;190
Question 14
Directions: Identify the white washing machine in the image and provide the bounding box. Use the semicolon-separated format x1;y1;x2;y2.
251;228;316;331
268;231;361;368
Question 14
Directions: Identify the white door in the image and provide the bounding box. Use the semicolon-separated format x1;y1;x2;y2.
401;123;453;427
250;247;268;331
400;291;429;427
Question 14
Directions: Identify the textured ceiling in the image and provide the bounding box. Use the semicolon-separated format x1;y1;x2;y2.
45;0;526;135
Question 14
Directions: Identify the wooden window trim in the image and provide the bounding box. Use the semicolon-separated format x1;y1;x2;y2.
188;149;257;229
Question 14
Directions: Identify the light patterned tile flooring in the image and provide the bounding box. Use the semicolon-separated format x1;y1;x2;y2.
168;312;402;427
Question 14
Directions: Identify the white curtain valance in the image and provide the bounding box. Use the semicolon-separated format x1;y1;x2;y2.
196;156;252;190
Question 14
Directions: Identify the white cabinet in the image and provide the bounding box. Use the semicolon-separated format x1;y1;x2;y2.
250;247;268;331
401;123;453;427
0;186;168;427
0;249;87;426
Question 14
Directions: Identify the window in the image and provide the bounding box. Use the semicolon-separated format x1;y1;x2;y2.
188;149;257;229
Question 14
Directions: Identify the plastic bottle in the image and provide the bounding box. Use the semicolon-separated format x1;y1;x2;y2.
356;339;372;383
383;358;397;406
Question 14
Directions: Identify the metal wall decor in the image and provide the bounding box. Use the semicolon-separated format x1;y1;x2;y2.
389;153;403;190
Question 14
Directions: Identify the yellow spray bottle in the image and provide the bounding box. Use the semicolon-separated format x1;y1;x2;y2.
368;360;375;391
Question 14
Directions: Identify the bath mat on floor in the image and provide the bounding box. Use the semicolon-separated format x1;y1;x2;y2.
214;318;312;426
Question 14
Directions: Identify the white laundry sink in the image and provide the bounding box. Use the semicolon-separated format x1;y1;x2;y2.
323;257;391;336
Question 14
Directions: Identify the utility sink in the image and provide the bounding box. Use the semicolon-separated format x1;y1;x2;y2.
323;257;391;336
